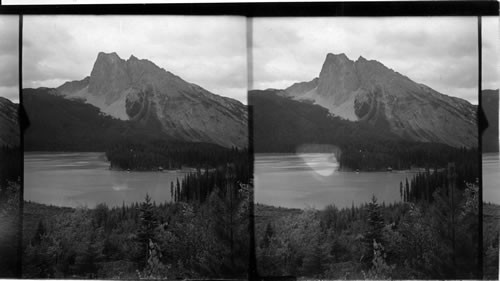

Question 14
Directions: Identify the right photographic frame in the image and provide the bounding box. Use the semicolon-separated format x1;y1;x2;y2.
249;16;488;279
482;15;499;280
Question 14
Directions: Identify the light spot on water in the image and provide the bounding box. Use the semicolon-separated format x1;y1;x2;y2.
296;144;340;177
298;154;338;176
112;184;129;191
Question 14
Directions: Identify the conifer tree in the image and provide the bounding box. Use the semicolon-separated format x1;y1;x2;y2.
137;194;159;268
363;195;385;266
400;182;403;201
170;182;174;202
260;223;274;249
33;220;46;245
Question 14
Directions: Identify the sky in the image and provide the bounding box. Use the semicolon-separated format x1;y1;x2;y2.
23;16;248;104
252;16;499;105
0;16;19;103
483;16;499;95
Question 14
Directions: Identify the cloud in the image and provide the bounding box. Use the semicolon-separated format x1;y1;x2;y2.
0;16;19;102
23;16;247;104
0;87;19;103
252;17;482;104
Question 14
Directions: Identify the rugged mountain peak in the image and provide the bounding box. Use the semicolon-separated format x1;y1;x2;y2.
97;51;120;60
317;53;359;105
325;52;349;62
282;53;477;148
0;97;19;147
89;52;129;103
54;52;248;148
354;56;395;81
357;55;366;62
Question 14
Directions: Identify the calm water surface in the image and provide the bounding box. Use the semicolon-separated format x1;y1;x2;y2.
483;152;500;204
24;152;190;208
255;153;418;209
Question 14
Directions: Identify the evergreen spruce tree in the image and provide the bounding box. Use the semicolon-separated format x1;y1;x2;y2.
260;223;274;249
405;179;410;202
33;220;46;245
137;194;159;269
170;181;174;202
363;195;385;267
176;179;181;202
400;182;403;201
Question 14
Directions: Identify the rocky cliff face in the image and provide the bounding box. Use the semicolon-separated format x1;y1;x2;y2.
56;52;247;148
0;97;19;147
284;53;477;148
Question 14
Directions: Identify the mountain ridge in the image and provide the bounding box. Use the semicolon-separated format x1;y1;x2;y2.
0;97;19;148
249;89;474;171
53;52;247;148
282;53;477;148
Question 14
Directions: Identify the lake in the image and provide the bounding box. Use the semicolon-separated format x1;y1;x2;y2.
483;152;500;204
24;152;191;208
255;153;419;209
25;152;497;209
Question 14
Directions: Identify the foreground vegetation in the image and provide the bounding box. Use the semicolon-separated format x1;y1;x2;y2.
0;146;21;278
483;202;500;279
256;186;479;279
255;159;480;279
23;152;250;279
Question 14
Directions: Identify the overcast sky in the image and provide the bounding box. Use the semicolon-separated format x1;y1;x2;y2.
483;16;499;94
0;16;19;103
252;17;499;105
23;16;248;104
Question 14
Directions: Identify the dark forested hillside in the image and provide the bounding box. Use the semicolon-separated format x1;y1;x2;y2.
249;89;398;153
249;90;477;171
23;88;172;152
105;142;245;171
23;88;246;171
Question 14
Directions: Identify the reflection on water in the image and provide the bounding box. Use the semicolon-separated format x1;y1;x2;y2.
255;153;418;210
24;152;190;208
483;152;500;204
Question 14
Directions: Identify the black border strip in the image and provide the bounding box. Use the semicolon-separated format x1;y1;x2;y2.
247;106;257;281
16;14;23;279
477;15;483;279
0;1;498;16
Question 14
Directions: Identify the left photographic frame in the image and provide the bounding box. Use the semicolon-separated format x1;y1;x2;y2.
21;15;250;279
0;14;22;279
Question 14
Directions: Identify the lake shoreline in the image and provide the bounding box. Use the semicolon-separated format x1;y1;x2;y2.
255;153;415;209
24;152;189;208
